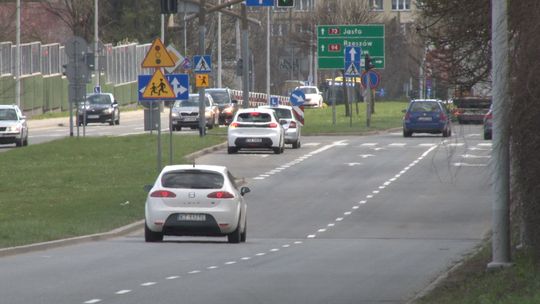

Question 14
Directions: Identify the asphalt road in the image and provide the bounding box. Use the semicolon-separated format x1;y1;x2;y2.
0;124;492;304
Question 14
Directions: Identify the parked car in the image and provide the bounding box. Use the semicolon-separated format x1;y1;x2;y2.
78;93;120;126
171;93;219;131
259;105;301;149
451;96;491;124
205;88;239;125
403;99;452;137
295;85;324;107
144;164;250;243
227;108;285;154
0;104;28;147
483;105;493;140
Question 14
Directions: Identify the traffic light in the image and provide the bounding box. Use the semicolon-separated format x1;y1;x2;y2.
160;0;177;14
364;54;375;71
277;0;294;7
236;58;243;76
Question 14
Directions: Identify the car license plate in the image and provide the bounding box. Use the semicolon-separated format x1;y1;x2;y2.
184;117;197;121
418;117;432;121
178;214;206;221
88;115;100;119
246;138;262;143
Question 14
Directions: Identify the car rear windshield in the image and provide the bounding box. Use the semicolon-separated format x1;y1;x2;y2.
162;170;224;189
87;94;112;105
299;87;317;94
410;102;442;112
237;112;272;123
272;108;293;119
453;98;491;109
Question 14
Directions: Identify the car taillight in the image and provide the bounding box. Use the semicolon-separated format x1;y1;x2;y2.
268;122;278;128
207;191;234;199
404;112;411;120
439;112;447;120
150;190;176;198
289;121;297;128
229;122;239;128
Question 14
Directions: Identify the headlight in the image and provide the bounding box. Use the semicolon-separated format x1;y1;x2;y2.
172;112;179;117
103;107;113;114
7;124;22;132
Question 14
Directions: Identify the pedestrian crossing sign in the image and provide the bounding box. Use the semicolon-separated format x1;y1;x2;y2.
193;55;211;73
195;74;210;88
345;62;361;77
141;69;176;99
141;38;176;68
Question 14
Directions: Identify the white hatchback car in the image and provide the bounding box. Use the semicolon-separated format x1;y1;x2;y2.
296;85;324;107
144;165;250;243
259;105;301;149
227;108;285;154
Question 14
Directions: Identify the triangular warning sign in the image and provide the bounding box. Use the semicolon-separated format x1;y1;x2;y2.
142;69;176;99
141;38;175;68
345;62;360;76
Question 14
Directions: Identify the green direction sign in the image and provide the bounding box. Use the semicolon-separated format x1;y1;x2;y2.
317;24;385;70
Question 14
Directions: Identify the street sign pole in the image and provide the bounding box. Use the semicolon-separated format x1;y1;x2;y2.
366;71;371;127
199;0;207;137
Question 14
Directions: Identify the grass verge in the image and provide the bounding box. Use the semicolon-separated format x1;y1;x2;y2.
414;243;540;304
0;134;224;248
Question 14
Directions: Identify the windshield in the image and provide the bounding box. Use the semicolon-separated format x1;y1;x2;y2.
410;101;442;112
207;91;230;105
0;109;18;121
86;94;112;105
162;170;224;189
453;98;491;109
271;108;293;119
299;87;317;94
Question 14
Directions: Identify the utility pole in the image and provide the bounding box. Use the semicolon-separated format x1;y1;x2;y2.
198;0;207;136
15;0;21;109
94;0;99;87
241;3;249;108
488;0;512;269
266;6;271;103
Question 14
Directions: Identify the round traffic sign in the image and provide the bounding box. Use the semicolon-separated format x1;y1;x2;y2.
361;70;381;89
290;89;306;107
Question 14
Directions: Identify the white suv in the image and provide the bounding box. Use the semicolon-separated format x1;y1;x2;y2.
227;108;285;154
0;104;28;147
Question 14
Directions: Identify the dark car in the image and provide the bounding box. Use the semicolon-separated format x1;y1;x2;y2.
78;93;120;126
483;105;493;140
403;99;452;137
205;88;239;125
452;96;491;124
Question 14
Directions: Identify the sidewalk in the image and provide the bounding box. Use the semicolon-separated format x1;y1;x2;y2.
27;109;145;130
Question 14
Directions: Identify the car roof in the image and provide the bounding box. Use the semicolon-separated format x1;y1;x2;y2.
259;105;293;110
161;164;227;174
236;107;276;114
0;104;19;109
411;99;442;103
205;88;229;92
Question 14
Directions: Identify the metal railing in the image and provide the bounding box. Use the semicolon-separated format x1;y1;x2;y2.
0;40;152;86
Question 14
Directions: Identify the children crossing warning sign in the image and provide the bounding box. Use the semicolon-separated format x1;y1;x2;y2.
141;69;176;99
141;38;176;68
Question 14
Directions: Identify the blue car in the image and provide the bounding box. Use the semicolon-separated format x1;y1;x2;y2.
403;99;452;137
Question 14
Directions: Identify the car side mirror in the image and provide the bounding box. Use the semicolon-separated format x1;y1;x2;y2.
143;185;153;193
279;119;287;125
231;100;238;104
240;186;251;196
20;115;27;120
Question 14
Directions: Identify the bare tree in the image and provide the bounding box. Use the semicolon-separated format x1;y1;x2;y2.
39;0;94;41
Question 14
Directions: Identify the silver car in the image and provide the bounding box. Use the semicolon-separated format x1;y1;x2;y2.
259;105;301;149
0;104;28;147
171;94;219;131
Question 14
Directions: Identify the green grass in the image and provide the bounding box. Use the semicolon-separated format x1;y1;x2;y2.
414;244;540;304
0;134;224;248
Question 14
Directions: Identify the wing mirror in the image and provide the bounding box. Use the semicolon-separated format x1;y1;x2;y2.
240;187;251;196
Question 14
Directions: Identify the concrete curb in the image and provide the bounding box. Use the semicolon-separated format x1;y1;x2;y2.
0;220;144;258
